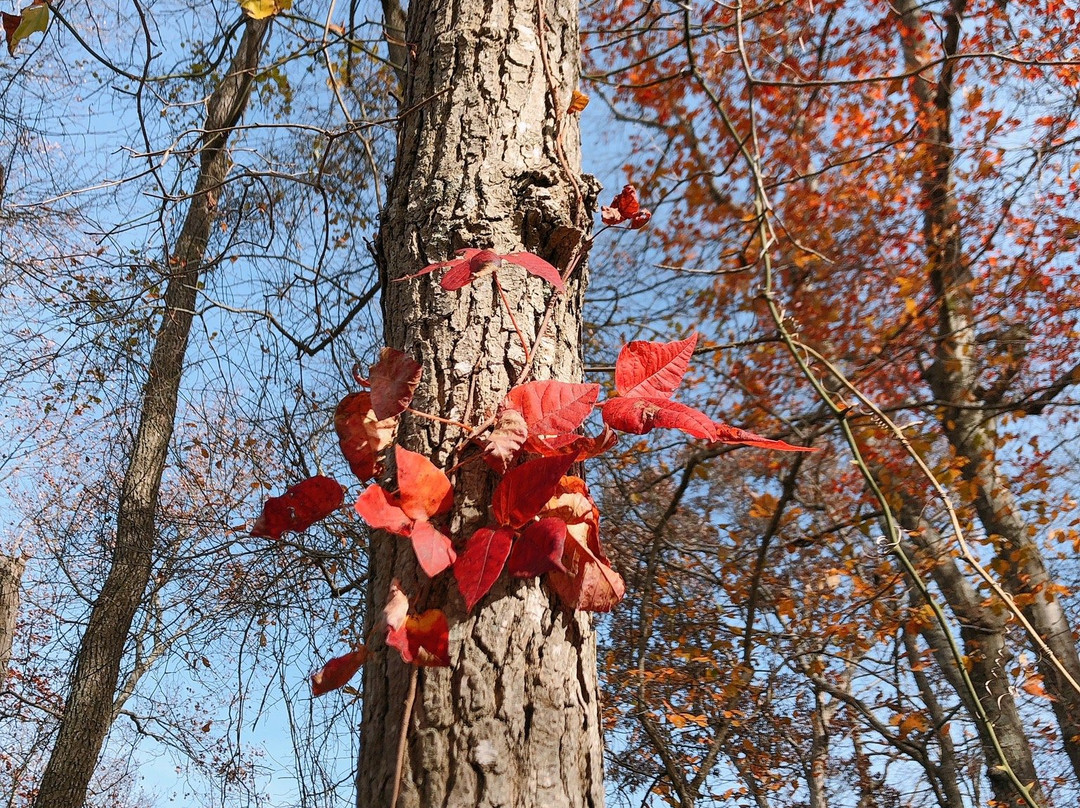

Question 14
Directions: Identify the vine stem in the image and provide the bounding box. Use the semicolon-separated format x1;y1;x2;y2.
494;274;531;360
391;665;419;808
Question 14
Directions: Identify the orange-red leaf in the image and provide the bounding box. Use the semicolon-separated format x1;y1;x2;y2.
251;476;344;540
395;445;453;521
503;380;599;437
410;519;456;578
507;517;567;578
387;609;451;667
310;647;367;696
454;527;514;611
354;484;413;536
491;455;575;529
602;396;716;440
335;392;396;482
615;334;697;398
712;421;816;452
369;347;422;419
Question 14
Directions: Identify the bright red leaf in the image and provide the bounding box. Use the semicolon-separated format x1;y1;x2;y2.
395;248;565;292
712;421;817;452
310;647;367;696
251;476;344;540
491;455;575;529
454;526;515;611
335;392;396;482
506;517;567;578
503;380;599;437
368;347;422;420
615;334;697;398
602;396;717;440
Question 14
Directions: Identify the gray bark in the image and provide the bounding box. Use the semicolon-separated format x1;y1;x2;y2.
357;0;604;804
896;0;1078;799
0;553;26;688
900;508;1045;808
32;18;268;808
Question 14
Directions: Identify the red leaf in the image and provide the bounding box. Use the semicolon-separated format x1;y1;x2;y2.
383;582;451;667
454;527;514;611
601;396;716;440
712;421;817;452
615;334;698;398
612;184;642;217
506;517;567;578
503;252;565;291
503;380;599;437
395;248;563;292
395;446;453;521
601;185;652;228
440;258;480;290
491;455;576;529
547;537;625;612
335;392;396;482
410;519;457;578
354;484;413;536
484;409;529;473
368;348;422;420
388;609;451;667
251;476;344;540
525;425;618;460
441;249;500;290
310;647;367;696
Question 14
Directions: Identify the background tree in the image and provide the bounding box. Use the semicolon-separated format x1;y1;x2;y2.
585;0;1080;805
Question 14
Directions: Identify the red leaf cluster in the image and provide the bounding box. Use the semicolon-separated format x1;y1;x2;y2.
601;184;652;229
396;248;564;291
354;446;456;577
251;476;345;540
601;334;814;452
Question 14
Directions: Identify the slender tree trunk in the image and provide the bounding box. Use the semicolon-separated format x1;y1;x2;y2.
900;508;1045;807
896;0;1080;787
32;19;268;808
0;553;26;687
358;0;604;804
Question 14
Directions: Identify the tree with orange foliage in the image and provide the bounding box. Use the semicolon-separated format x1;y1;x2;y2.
586;0;1080;806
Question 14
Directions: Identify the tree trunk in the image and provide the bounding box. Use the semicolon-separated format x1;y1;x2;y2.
32;19;268;808
0;553;26;688
896;0;1080;788
899;508;1045;807
357;0;604;804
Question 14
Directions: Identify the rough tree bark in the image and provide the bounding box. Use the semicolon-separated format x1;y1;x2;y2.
0;553;26;688
357;0;604;804
32;18;269;808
